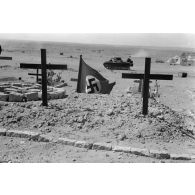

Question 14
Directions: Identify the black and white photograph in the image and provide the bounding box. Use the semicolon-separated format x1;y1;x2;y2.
0;0;195;194
0;33;195;163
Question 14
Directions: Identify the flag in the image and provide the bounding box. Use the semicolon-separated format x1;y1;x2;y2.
76;55;116;94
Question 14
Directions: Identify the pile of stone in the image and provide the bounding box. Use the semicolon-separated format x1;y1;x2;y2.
0;82;66;102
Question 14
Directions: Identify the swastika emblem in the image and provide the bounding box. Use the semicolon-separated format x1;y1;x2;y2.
85;75;101;94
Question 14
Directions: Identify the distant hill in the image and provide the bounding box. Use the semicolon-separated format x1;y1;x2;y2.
1;39;194;60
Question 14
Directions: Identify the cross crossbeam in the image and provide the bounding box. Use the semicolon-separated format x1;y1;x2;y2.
28;73;42;76
122;73;173;80
0;56;12;60
20;63;67;70
122;57;173;115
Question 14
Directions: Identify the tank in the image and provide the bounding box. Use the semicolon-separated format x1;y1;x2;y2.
103;57;133;70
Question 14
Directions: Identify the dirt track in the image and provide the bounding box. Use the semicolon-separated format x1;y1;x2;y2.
0;136;192;163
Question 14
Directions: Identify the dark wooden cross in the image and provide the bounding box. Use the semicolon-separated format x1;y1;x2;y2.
20;49;68;106
28;70;42;83
122;58;173;115
0;45;12;60
21;62;67;83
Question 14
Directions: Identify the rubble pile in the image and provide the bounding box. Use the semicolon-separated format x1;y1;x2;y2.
0;92;193;145
0;82;66;102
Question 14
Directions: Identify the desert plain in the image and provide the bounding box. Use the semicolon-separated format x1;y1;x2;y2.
0;39;195;162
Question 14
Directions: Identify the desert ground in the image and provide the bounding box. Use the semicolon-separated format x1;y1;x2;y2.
0;39;195;163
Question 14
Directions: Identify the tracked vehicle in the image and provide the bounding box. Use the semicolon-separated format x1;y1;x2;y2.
103;57;133;70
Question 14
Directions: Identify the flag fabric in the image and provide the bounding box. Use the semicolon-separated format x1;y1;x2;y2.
76;55;116;94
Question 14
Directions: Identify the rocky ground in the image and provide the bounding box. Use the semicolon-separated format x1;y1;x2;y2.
1;90;195;159
0;40;195;162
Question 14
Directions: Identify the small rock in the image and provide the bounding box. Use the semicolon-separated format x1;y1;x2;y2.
44;128;51;133
136;132;142;138
16;116;23;122
73;94;78;98
98;112;103;117
77;116;85;123
32;124;38;128
149;150;170;159
130;147;150;156
26;104;32;109
0;128;7;136
47;122;55;126
57;137;76;146
125;87;131;93
92;142;112;151
118;134;127;141
32;107;39;112
77;124;83;129
141;140;145;144
38;134;53;142
112;146;131;153
170;154;191;160
6;130;40;140
74;141;93;149
157;115;165;120
106;109;114;116
38;122;44;128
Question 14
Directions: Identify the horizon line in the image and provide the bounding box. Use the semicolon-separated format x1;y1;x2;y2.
1;38;195;50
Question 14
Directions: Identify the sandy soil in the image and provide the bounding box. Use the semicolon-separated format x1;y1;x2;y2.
0;40;195;162
0;136;191;163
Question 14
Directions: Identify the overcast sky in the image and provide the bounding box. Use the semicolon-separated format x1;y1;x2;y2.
0;33;195;48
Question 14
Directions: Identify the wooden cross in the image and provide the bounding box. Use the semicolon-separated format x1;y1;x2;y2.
134;79;143;92
21;62;67;83
20;49;68;106
28;70;42;83
122;58;173;115
0;45;12;60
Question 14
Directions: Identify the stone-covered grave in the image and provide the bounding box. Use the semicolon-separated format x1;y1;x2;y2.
0;82;66;102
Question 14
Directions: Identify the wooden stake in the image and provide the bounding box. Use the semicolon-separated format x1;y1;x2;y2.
36;69;39;83
41;49;48;106
142;58;151;115
76;55;82;93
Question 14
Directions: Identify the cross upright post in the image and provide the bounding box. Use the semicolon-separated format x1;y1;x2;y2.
36;69;39;83
142;58;151;115
41;49;48;106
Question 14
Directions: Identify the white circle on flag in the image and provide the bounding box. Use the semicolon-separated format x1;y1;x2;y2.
85;75;101;94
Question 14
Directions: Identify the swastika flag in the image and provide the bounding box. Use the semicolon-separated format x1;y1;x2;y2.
76;55;116;94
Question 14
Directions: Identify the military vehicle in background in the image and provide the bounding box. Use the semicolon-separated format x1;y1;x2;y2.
103;57;133;70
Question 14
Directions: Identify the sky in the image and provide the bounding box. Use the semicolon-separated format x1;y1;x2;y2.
0;33;195;49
